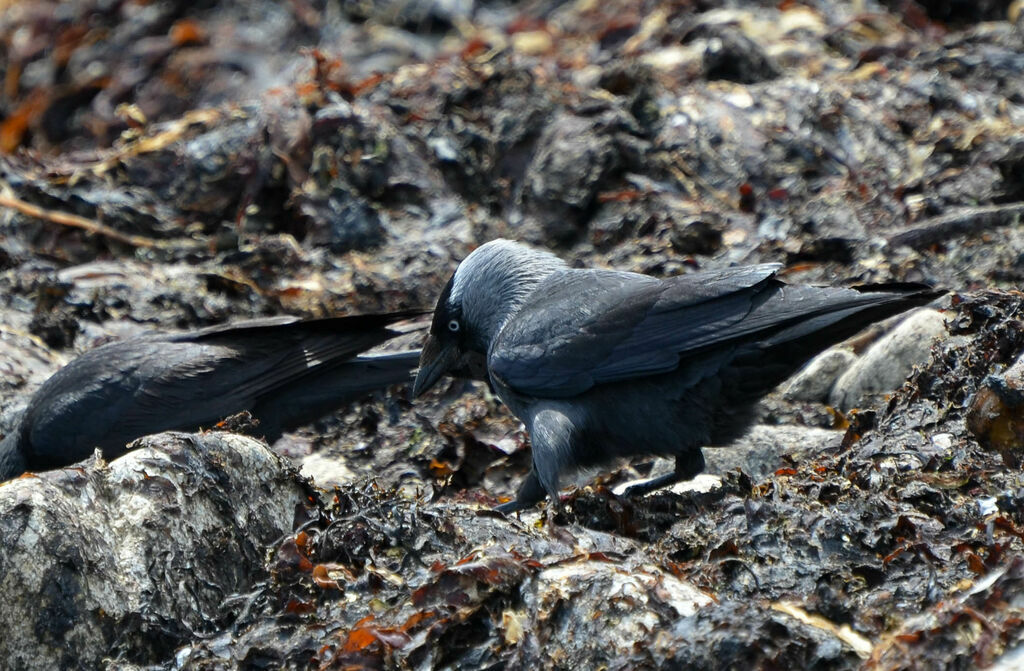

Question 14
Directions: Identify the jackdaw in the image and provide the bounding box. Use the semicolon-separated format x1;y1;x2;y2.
412;239;942;512
0;311;424;481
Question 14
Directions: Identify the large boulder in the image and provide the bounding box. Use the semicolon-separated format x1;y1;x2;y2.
0;432;312;671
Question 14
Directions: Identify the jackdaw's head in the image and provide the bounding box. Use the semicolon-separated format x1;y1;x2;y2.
412;239;567;397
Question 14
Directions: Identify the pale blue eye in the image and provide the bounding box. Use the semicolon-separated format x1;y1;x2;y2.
448;320;460;332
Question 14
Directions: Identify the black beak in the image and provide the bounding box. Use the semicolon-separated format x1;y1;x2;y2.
412;335;460;398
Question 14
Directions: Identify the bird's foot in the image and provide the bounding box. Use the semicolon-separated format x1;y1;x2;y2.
495;498;529;514
621;471;682;499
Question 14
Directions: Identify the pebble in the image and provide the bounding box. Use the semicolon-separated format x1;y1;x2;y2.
784;348;857;402
829;308;948;410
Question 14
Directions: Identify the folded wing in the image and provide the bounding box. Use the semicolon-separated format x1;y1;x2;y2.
490;265;938;398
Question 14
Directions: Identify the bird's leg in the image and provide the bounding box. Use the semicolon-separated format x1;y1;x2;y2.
496;408;572;513
622;449;706;498
495;470;547;513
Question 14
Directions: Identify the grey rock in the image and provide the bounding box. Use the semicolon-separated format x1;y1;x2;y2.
784;348;858;402
323;190;387;252
830;308;948;410
620;424;843;491
0;432;309;671
507;558;713;667
522;111;630;241
705;424;843;480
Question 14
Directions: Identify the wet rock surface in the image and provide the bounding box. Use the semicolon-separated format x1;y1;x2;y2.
1;0;1023;668
0;432;313;669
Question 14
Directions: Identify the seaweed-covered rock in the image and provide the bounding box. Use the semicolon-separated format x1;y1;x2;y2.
0;432;313;670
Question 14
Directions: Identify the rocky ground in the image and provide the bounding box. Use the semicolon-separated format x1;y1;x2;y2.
1;0;1023;669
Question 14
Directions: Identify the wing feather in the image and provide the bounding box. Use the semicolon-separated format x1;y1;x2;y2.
489;264;782;397
489;265;935;398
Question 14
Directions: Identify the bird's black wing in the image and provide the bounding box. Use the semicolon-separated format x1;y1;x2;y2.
488;264;783;398
252;350;421;437
24;312;423;463
165;312;423;405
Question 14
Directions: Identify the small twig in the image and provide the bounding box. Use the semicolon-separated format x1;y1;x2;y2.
87;107;223;176
887;202;1024;250
0;190;205;251
0;191;160;248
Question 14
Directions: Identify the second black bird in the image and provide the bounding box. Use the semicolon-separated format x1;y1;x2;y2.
412;239;943;512
0;312;423;481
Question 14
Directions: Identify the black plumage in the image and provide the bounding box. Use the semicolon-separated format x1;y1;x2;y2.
0;312;423;481
412;239;943;511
